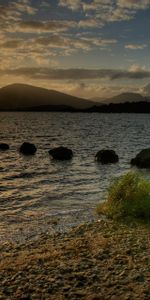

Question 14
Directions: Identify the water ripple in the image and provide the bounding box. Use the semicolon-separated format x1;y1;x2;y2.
0;112;150;243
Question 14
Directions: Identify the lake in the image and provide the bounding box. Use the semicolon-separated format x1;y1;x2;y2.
0;112;150;244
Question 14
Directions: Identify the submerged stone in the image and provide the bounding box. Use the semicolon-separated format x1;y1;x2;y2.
49;146;73;160
131;148;150;168
0;143;9;151
95;149;119;164
19;142;37;155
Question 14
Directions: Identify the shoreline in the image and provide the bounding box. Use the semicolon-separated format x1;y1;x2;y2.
0;219;150;299
0;209;99;246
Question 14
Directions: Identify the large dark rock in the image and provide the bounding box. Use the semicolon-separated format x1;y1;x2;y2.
131;148;150;168
0;143;9;151
49;146;73;160
95;149;119;164
19;142;37;155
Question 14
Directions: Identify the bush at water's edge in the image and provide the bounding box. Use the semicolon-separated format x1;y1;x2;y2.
97;172;150;221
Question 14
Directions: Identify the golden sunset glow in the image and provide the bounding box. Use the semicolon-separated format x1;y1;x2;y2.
0;0;150;99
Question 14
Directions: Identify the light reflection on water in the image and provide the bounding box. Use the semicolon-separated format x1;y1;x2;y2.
0;112;150;243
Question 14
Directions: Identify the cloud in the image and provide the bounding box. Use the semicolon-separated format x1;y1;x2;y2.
0;0;150;92
12;17;116;35
129;64;148;72
0;39;24;49
83;38;117;47
1;67;150;81
109;8;135;21
0;34;117;59
0;0;38;34
65;81;138;99
0;0;37;22
118;0;150;10
141;82;150;95
76;0;150;26
58;0;81;11
1;0;150;36
125;44;147;50
78;19;99;28
40;1;51;8
13;20;76;33
14;0;37;15
82;0;110;12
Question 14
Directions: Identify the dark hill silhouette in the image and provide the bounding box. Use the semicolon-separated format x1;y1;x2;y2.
0;83;95;110
0;84;150;112
92;92;150;104
105;92;149;104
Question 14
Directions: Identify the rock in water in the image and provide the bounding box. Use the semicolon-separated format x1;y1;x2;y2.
49;146;73;160
19;142;37;155
131;148;150;168
95;149;119;164
0;143;9;151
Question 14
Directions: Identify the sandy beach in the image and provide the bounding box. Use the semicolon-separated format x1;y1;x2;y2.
0;219;150;300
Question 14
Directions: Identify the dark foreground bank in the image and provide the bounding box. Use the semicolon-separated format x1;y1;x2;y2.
0;219;150;300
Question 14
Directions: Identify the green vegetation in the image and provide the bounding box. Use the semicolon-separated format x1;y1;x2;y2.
97;172;150;220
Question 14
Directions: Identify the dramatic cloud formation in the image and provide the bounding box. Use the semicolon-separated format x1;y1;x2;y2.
0;0;37;23
0;0;150;98
1;67;150;81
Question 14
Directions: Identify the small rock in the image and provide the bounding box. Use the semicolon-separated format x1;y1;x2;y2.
49;146;73;160
0;143;9;151
95;149;119;164
131;148;150;168
19;142;37;155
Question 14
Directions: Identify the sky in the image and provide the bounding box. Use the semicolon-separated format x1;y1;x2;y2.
1;0;150;99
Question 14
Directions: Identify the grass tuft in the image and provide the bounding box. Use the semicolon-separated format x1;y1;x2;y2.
97;172;150;220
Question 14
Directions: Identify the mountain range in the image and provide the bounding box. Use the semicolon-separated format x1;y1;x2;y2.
0;83;94;111
92;92;150;104
0;83;150;112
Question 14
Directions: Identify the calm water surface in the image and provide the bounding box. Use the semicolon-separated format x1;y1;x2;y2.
0;112;150;243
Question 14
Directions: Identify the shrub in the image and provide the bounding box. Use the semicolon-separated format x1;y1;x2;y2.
97;172;150;220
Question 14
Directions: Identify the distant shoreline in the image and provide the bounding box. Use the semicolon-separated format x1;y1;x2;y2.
0;101;150;113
